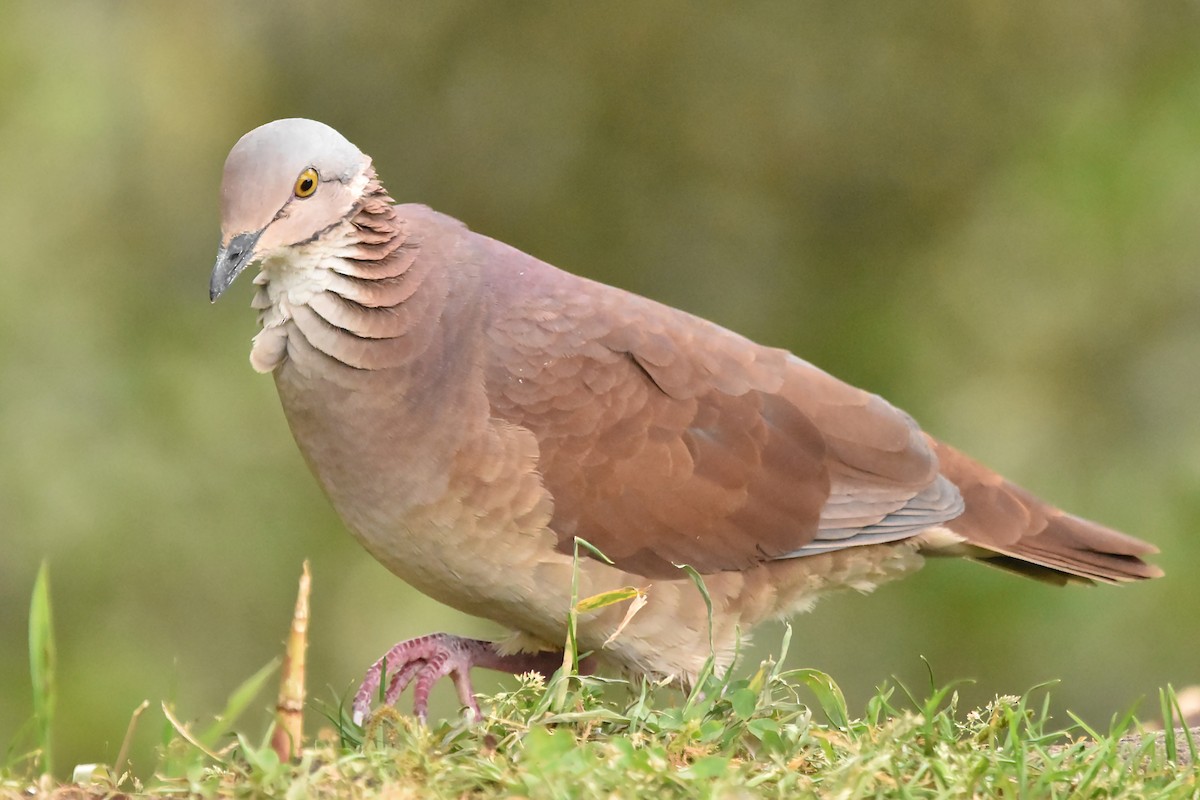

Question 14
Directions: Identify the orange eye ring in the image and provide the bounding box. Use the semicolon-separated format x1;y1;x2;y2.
294;167;319;198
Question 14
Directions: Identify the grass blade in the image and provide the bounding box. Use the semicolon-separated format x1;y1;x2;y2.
1159;687;1177;764
113;700;149;784
28;561;56;777
198;658;281;749
786;668;849;729
161;702;224;763
674;564;714;657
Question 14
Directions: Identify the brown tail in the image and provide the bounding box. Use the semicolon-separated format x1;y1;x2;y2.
927;438;1162;585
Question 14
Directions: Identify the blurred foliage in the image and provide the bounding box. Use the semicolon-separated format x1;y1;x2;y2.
2;0;1199;778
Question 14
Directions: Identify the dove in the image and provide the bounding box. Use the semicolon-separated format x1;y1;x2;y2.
210;118;1161;723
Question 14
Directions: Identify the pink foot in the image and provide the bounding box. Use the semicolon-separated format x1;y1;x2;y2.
351;633;566;725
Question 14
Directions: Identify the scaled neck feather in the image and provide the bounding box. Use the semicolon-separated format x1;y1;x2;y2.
249;168;444;375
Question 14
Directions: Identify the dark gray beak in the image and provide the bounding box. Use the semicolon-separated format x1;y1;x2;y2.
210;230;263;302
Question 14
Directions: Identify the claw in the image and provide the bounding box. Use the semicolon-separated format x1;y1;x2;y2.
351;632;569;724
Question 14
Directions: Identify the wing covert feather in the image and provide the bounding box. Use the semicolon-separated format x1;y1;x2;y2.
479;242;959;576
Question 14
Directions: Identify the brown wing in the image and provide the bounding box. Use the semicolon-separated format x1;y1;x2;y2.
481;243;962;577
930;440;1161;584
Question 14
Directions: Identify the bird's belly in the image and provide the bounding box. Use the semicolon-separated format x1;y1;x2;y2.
334;483;573;629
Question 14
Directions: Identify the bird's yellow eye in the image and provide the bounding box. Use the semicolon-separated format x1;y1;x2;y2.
294;168;319;198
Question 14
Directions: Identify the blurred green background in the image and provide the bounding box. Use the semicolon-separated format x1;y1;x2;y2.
3;1;1199;776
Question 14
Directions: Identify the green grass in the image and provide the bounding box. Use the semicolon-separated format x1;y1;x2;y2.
10;655;1197;799
4;567;1197;799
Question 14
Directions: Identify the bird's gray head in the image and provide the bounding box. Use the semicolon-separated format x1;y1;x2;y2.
210;118;372;301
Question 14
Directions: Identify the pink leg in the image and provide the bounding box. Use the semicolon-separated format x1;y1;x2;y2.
382;660;425;707
351;632;570;725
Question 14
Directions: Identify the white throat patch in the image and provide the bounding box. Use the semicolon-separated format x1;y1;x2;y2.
248;224;357;373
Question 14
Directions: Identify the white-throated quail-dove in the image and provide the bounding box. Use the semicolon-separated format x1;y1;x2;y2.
210;118;1161;723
